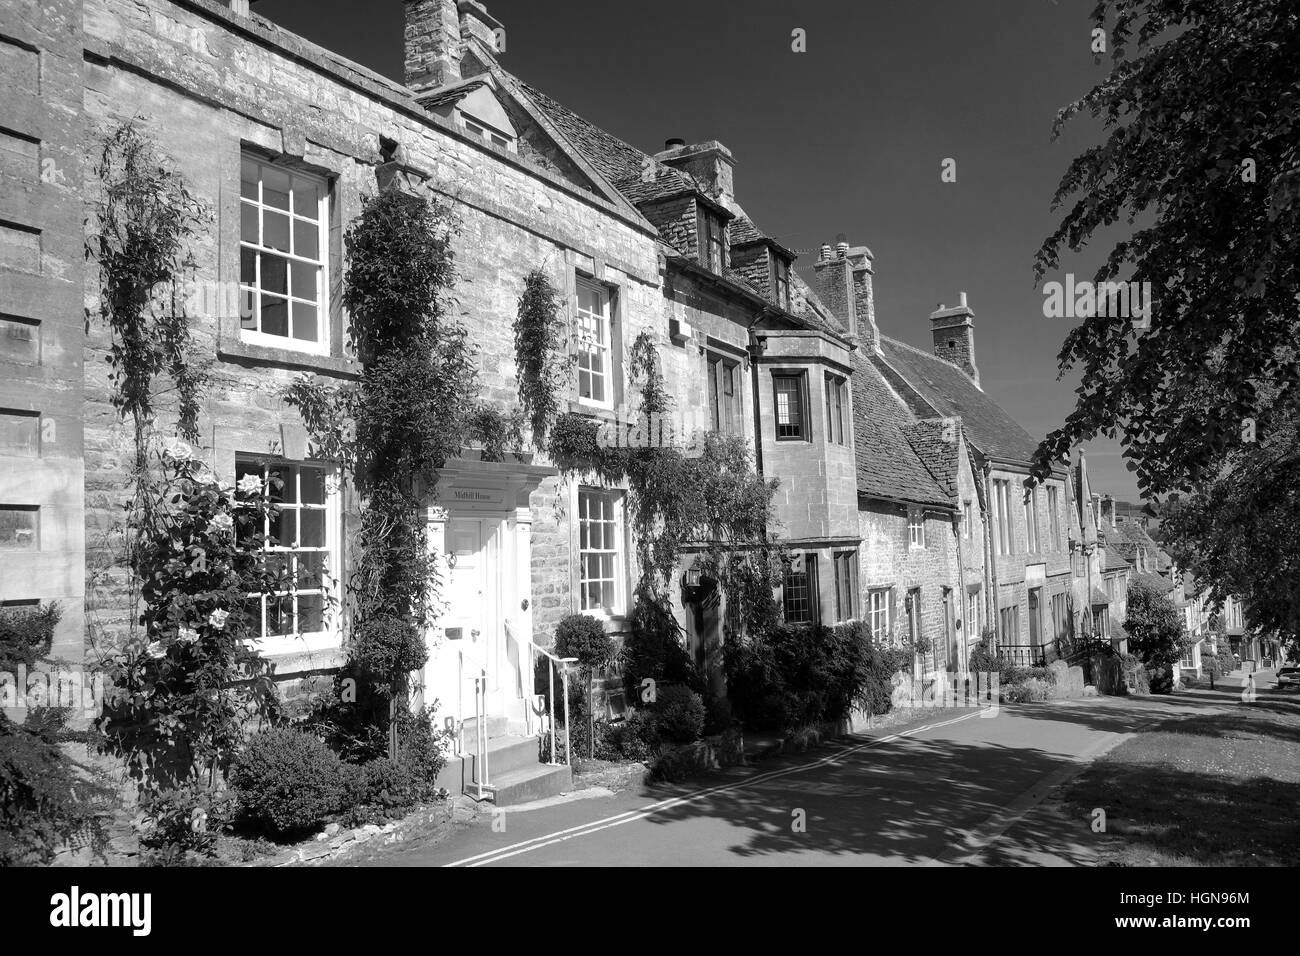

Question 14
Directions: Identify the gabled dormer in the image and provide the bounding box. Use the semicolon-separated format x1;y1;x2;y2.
419;75;518;152
729;217;797;310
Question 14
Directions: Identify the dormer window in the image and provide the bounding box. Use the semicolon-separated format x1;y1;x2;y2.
771;255;791;310
462;114;515;151
699;210;725;273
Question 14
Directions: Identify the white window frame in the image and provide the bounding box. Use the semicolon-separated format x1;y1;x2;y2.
238;456;342;655
967;591;979;642
868;587;892;643
962;500;972;540
908;508;925;550
575;277;614;410
239;155;330;355
578;487;624;616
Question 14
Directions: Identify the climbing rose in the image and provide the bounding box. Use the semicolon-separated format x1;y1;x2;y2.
208;609;230;630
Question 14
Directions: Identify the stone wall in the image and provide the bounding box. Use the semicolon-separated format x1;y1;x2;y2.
73;0;663;669
0;0;87;660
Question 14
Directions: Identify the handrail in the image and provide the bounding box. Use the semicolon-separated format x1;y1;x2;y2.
521;632;576;767
456;647;489;797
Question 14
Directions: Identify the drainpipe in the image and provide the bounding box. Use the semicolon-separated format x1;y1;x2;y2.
983;460;998;652
747;330;766;478
955;508;968;674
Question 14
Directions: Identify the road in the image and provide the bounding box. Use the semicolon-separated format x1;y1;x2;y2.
350;692;1210;867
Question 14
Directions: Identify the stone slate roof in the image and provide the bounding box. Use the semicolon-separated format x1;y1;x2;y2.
1100;547;1129;571
612;167;709;206
515;80;649;185
902;420;960;502
729;216;763;246
1132;571;1177;595
875;336;1042;465
852;354;952;508
1090;586;1111;605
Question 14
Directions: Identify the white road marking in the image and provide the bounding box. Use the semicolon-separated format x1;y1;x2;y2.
444;709;987;867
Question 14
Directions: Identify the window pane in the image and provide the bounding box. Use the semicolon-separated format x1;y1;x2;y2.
300;466;325;504
262;166;291;210
240;202;258;243
293;178;319;217
0;507;38;551
266;595;293;637
294;219;319;260
291;302;318;342
299;507;325;547
296;551;326;588
240;246;257;287
297;593;324;634
290;261;318;302
264;212;290;252
276;510;297;548
261;254;288;295
260;296;288;337
241;159;259;200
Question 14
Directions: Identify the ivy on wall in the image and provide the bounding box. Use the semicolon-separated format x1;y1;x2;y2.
86;119;209;469
287;187;523;755
514;270;568;447
534;325;785;694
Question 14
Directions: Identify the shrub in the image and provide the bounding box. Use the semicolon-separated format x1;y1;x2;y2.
0;713;110;865
608;710;659;762
968;640;1004;676
138;784;235;863
230;728;345;838
1002;677;1051;703
702;693;733;735
0;603;61;671
655;686;705;744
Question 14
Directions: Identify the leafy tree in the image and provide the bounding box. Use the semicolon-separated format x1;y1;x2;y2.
1030;0;1300;496
1124;579;1189;693
1160;401;1300;644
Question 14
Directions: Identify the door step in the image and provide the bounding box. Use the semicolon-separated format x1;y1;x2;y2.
470;762;572;807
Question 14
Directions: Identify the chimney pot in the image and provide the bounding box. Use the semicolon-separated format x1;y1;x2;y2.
664;137;686;150
959;291;968;308
836;241;849;259
819;243;832;262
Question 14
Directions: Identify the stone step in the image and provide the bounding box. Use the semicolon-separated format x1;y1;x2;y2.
463;734;541;782
477;762;572;807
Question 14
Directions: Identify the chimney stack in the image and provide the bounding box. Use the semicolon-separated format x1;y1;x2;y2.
929;292;979;388
655;139;736;209
458;1;505;54
811;236;879;349
405;1;502;88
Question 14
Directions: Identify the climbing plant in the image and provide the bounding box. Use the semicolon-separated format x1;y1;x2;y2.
514;270;568;447
96;441;285;789
287;187;512;755
86;119;209;469
534;326;784;693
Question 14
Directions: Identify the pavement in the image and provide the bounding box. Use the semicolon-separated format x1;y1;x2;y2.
347;692;1210;867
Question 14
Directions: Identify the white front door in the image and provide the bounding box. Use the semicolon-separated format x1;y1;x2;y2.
445;516;493;684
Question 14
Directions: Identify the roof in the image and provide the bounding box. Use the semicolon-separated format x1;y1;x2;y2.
1090;587;1111;605
1132;571;1177;595
1099;547;1128;572
851;354;952;508
875;337;1042;465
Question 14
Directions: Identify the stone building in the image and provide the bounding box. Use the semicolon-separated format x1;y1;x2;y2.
0;0;87;661
837;286;1075;667
0;0;872;794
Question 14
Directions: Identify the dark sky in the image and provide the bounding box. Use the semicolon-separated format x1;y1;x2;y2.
252;0;1137;499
